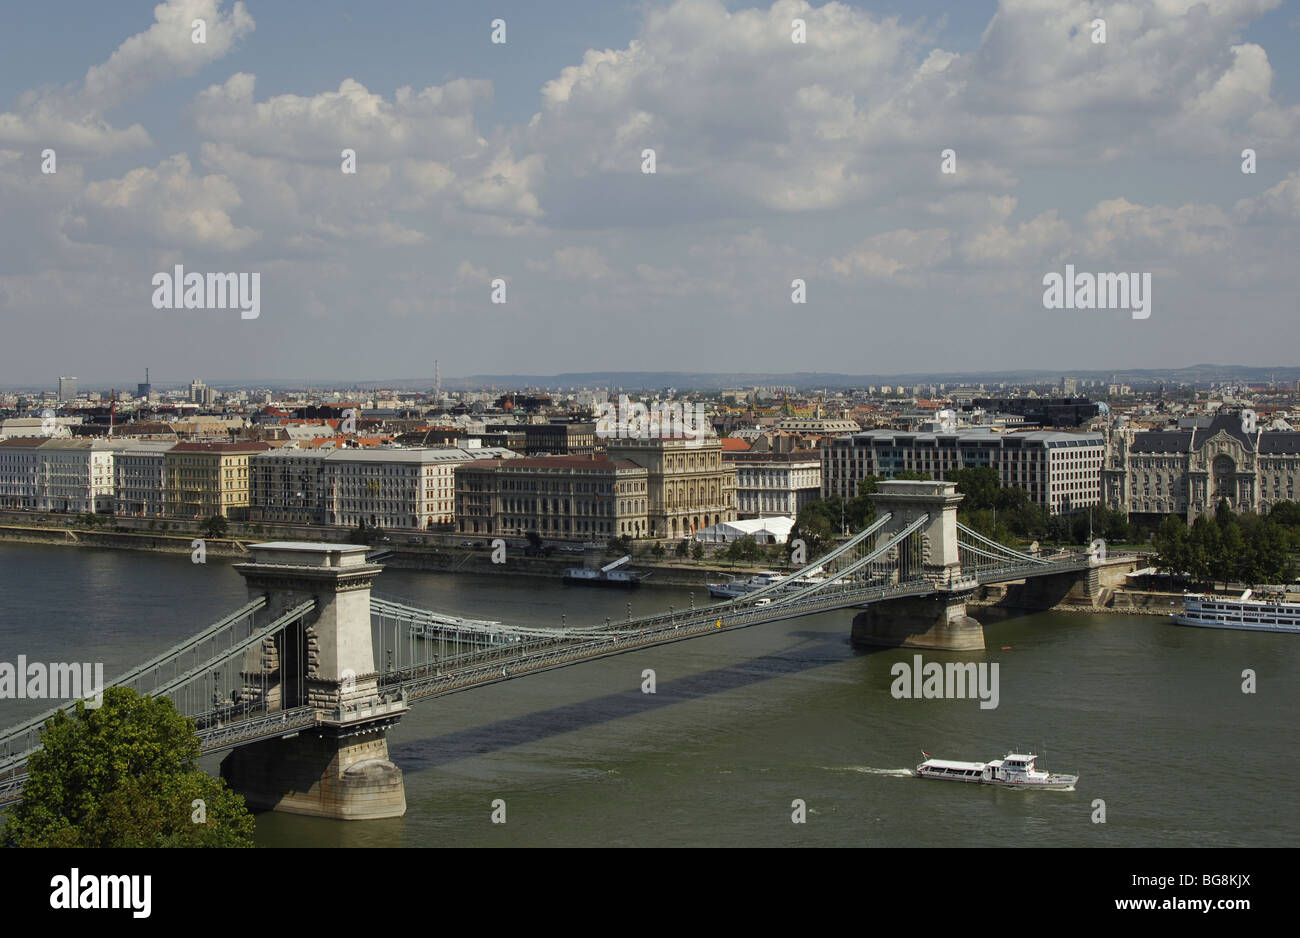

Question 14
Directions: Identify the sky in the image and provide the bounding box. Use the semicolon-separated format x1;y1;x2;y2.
0;0;1298;389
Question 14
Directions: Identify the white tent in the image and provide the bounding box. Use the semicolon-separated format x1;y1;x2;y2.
693;516;795;544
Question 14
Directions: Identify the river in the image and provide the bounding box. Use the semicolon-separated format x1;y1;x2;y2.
1;542;1296;847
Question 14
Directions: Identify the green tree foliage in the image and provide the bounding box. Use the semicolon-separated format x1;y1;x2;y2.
2;687;256;848
674;539;689;557
724;535;763;563
201;514;228;539
1152;516;1190;576
1153;509;1294;588
1268;501;1300;549
691;541;705;561
792;480;878;555
946;466;1042;545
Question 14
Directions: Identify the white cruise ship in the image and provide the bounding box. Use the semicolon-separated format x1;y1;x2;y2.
915;752;1078;790
1173;590;1300;634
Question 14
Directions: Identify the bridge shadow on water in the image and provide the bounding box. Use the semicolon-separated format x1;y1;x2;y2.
390;630;878;773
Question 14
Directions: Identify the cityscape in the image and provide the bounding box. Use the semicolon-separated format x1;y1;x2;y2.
0;0;1296;907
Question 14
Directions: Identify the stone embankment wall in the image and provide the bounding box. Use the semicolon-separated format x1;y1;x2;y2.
0;524;249;557
971;582;1183;616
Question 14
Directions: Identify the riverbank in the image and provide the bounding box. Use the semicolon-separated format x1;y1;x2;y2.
0;523;754;588
968;590;1183;617
0;523;251;557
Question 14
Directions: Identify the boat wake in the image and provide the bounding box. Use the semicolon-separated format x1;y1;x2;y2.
827;765;915;777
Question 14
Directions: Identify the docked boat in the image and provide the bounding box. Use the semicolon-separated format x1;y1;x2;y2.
706;570;787;599
1172;589;1300;634
562;555;649;588
915;752;1078;790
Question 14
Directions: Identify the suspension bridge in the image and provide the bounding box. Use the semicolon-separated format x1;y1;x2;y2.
0;481;1135;818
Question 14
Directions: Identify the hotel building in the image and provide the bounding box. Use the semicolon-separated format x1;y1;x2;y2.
821;429;1105;514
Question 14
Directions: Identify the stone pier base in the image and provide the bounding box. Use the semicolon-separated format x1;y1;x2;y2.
220;728;406;820
851;594;985;651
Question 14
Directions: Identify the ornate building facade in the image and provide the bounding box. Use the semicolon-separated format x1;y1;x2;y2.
1102;411;1300;521
605;435;737;538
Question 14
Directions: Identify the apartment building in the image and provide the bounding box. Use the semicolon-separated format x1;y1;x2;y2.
249;445;520;529
0;438;43;509
726;450;822;519
165;441;270;520
455;454;649;540
112;441;176;517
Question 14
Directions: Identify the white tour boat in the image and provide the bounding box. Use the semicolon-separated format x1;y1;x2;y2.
915;752;1078;790
1173;590;1300;634
706;570;787;599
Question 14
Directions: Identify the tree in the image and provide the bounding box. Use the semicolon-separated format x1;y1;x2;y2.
1152;515;1190;576
651;542;665;558
1187;516;1221;587
691;541;705;561
725;535;763;563
201;514;228;539
607;535;632;555
675;539;689;558
791;502;835;557
2;687;255;847
948;466;1001;512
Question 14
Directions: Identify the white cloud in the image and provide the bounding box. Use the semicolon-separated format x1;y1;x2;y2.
75;153;259;251
0;0;253;157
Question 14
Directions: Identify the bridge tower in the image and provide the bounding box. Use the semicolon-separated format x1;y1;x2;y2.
851;480;984;651
220;542;408;820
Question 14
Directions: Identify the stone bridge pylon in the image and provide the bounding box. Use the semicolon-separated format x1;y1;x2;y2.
850;481;985;651
220;543;408;820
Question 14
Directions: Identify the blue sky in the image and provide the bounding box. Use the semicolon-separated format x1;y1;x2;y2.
1;0;1298;388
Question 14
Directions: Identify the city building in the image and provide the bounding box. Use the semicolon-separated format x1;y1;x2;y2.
1102;410;1300;521
250;446;520;529
164;441;270;520
0;438;43;509
605;435;736;538
727;450;822;519
523;421;597;456
967;397;1101;428
455;454;649;540
0;438;117;513
58;377;77;402
822;429;1105;514
112;441;175;517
